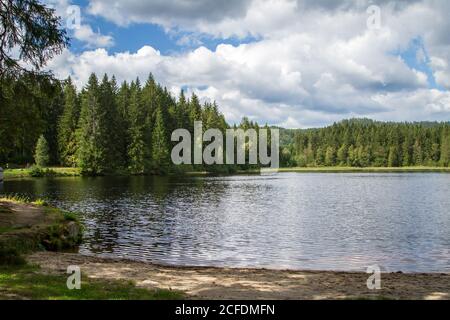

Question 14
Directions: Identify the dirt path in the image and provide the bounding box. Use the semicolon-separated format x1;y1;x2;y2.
28;252;449;300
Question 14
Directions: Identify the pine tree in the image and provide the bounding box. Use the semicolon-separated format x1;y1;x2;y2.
401;140;411;167
151;107;170;172
77;73;112;175
188;93;202;127
440;127;450;167
58;77;80;166
388;146;399;167
315;146;325;165
337;144;347;166
325;146;336;166
127;79;150;174
413;140;423;166
99;74;121;168
34;135;50;167
116;81;131;167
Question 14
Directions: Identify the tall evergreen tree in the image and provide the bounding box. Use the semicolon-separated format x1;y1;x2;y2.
127;79;150;174
440;127;450;167
77;73;113;174
151;107;170;172
34;135;50;167
58;77;80;166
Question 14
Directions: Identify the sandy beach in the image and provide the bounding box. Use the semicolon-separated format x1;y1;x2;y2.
27;252;450;300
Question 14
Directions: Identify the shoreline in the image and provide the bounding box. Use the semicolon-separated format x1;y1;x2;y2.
2;166;449;180
27;251;450;300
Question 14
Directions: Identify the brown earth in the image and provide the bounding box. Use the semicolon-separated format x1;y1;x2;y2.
0;201;47;231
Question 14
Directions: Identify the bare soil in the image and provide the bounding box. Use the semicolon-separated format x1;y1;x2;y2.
0;201;46;230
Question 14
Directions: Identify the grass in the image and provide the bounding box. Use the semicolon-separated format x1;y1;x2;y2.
3;167;81;179
0;264;183;300
0;194;32;203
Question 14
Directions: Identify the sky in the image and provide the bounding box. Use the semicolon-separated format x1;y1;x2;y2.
44;0;450;128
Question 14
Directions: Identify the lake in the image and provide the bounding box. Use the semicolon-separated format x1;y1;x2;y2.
1;173;449;272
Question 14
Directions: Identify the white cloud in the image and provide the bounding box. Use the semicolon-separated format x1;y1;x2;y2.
73;25;114;48
47;0;450;128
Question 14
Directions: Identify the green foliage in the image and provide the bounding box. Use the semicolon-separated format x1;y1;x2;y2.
32;199;49;207
63;211;79;222
3;71;449;174
151;107;170;172
58;78;80;166
440;127;450;167
34;135;50;167
127;79;150;174
0;0;68;78
0;75;63;165
77;73;120;175
287;119;450;168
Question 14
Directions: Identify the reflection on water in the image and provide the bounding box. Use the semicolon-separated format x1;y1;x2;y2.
1;173;450;272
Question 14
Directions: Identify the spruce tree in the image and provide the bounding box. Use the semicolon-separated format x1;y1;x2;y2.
77;73;111;175
58;77;80;166
99;74;121;169
128;79;150;174
388;146;399;167
116;81;131;167
188;93;202;127
35;135;50;167
337;144;347;166
440;127;450;167
413;140;423;166
325;146;336;166
151;107;170;172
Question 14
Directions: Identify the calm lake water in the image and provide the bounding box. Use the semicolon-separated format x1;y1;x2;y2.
1;173;449;272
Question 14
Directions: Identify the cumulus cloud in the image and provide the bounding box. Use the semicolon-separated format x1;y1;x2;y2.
47;0;450;127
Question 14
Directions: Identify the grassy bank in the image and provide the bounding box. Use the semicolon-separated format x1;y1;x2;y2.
3;165;449;180
3;167;81;179
0;264;182;300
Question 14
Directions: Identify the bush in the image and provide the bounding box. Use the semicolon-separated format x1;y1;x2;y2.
29;165;45;177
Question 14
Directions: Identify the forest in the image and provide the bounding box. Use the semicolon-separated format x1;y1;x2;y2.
0;73;262;174
1;74;449;174
280;119;450;168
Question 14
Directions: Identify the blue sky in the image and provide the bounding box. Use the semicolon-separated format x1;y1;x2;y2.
397;37;442;90
69;0;259;55
47;0;450;128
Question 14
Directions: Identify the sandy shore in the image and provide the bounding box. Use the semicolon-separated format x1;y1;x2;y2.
27;252;449;300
